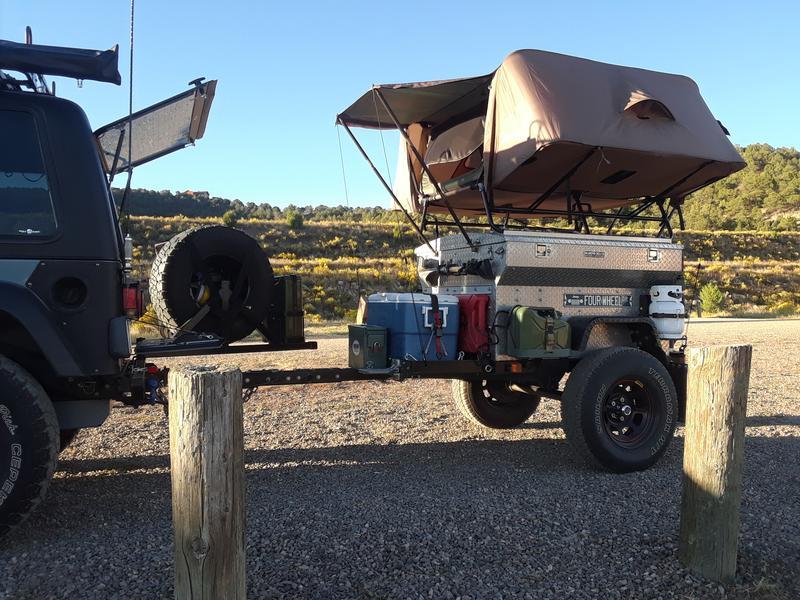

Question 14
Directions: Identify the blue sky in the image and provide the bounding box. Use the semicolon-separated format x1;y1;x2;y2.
2;1;798;207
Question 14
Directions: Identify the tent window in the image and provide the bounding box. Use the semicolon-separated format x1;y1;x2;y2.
625;99;674;121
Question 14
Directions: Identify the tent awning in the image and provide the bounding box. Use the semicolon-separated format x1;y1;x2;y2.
337;74;492;130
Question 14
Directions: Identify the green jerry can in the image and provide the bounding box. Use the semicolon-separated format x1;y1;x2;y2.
348;325;388;369
506;307;571;358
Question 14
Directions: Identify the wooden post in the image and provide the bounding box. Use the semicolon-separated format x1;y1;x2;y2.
169;366;246;599
679;344;752;583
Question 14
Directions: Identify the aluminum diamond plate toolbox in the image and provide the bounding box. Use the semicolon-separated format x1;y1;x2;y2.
416;230;684;329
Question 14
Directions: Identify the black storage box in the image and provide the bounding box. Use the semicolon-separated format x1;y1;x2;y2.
263;275;305;344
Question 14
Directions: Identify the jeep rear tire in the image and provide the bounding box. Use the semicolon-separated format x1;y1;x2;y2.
452;379;541;428
150;226;274;342
0;355;59;537
561;347;676;473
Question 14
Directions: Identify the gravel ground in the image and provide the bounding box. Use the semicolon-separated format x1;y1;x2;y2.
1;320;798;599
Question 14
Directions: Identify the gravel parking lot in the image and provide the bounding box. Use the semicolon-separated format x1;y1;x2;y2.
1;320;798;599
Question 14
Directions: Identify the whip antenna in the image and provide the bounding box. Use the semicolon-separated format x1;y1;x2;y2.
118;0;135;229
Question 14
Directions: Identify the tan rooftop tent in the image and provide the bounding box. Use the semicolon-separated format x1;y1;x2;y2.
337;49;745;238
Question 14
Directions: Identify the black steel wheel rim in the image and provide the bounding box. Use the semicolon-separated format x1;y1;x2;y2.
602;378;656;448
479;380;521;406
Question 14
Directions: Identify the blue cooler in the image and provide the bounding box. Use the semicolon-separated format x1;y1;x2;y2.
366;293;459;361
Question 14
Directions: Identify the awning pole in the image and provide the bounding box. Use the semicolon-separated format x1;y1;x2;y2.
337;119;435;254
372;87;475;249
441;198;476;250
372;88;445;198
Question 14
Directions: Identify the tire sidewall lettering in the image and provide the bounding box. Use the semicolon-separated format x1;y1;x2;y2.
1;402;22;508
594;383;607;435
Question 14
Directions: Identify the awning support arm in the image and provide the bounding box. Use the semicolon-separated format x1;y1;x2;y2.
441;198;476;250
372;87;475;250
372;88;446;198
338;118;435;254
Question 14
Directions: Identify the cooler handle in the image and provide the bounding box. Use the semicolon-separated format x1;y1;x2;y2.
422;306;449;329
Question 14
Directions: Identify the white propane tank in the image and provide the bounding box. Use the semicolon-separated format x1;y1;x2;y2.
649;285;685;340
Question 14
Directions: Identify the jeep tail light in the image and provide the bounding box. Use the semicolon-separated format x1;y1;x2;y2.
123;282;144;319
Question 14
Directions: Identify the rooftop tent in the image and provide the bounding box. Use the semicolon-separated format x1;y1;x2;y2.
483;50;745;209
338;49;745;220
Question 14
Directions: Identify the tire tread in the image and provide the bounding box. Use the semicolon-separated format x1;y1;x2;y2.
0;356;59;537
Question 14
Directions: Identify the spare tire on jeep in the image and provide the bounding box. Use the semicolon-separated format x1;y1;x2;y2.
150;225;274;342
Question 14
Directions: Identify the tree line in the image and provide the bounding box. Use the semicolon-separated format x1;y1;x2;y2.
114;143;799;231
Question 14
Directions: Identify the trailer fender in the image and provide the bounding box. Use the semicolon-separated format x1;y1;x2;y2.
570;317;666;362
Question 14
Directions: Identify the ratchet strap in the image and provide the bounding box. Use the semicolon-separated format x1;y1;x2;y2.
424;294;446;358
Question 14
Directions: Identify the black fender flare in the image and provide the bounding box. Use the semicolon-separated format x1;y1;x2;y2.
0;282;82;376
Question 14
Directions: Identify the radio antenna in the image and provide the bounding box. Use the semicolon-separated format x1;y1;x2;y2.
118;0;135;229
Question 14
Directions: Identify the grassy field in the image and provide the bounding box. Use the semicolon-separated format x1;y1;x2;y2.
127;216;800;320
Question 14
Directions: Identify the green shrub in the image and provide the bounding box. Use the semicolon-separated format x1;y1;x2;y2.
769;300;797;316
222;210;239;227
699;282;725;313
286;210;304;230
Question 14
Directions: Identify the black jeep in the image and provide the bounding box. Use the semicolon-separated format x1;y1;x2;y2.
0;36;227;535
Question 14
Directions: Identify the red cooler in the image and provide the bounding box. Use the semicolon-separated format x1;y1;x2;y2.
457;295;490;354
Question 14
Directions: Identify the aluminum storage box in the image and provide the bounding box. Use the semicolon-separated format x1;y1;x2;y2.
366;292;459;361
416;230;683;358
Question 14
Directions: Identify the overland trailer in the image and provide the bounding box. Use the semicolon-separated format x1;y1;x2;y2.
0;36;744;536
334;48;744;468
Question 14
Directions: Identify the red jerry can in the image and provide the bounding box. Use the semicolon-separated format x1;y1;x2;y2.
457;294;490;354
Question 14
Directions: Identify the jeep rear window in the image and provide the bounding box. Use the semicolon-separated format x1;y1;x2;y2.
0;110;57;237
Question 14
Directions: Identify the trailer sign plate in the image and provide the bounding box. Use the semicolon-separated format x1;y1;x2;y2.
564;294;632;307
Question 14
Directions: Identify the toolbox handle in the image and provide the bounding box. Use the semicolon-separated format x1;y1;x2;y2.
422;306;449;329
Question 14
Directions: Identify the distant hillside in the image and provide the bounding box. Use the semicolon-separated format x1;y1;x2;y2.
119;142;799;320
127;216;800;320
683;144;800;230
115;143;799;232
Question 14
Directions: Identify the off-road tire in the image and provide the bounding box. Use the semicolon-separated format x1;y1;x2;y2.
0;355;59;537
452;379;541;429
150;225;274;342
561;347;677;473
59;429;80;453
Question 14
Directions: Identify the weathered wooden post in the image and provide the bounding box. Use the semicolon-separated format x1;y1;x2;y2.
169;365;246;599
679;344;752;583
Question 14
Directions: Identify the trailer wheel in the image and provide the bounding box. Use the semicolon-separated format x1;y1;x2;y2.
561;347;676;473
150;225;274;342
0;355;59;537
451;379;541;429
